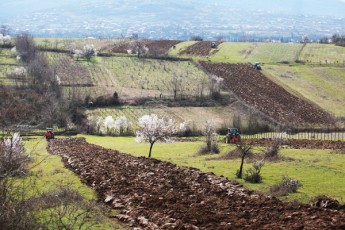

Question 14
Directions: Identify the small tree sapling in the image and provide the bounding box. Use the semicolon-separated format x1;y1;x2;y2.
136;114;176;158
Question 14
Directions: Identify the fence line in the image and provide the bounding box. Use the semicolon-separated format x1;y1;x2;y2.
241;131;345;141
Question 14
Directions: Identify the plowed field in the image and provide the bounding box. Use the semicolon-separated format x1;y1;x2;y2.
200;62;335;125
110;40;181;56
243;138;345;150
48;138;345;229
179;41;222;56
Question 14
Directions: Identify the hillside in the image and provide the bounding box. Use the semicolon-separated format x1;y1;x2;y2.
1;38;344;130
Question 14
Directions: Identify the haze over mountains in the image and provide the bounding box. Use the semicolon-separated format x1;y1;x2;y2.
1;0;345;40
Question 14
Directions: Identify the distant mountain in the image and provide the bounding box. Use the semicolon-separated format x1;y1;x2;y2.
1;0;345;39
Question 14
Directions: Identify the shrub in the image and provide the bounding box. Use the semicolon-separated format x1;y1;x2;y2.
265;139;282;160
0;133;30;178
198;141;220;155
270;176;303;196
244;161;264;183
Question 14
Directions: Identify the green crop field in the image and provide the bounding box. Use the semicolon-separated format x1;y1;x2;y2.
263;64;345;117
92;56;209;99
82;135;345;204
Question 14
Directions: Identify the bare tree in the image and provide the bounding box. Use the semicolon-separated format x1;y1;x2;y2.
136;114;177;158
235;142;253;178
203;120;217;152
15;33;37;63
171;73;182;100
129;40;148;58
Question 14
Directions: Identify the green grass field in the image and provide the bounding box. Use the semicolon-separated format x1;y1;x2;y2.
82;135;345;204
24;137;127;229
263;64;345;117
300;44;345;63
210;42;304;63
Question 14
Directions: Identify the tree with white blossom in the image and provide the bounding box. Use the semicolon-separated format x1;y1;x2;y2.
114;116;129;135
73;44;97;61
136;114;177;158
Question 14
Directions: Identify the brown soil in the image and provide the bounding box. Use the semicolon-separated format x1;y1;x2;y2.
199;62;335;126
48;138;345;229
242;138;345;150
179;41;223;56
110;40;181;55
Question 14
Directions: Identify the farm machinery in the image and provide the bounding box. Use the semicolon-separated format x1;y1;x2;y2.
224;128;241;144
44;128;54;141
254;62;262;70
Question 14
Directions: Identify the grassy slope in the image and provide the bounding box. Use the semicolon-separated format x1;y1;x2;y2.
210;42;304;63
167;41;198;56
82;135;345;204
95;56;208;99
25;137;127;230
263;64;345;117
300;44;345;63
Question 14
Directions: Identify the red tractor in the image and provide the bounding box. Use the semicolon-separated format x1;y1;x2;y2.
224;128;241;144
44;128;54;141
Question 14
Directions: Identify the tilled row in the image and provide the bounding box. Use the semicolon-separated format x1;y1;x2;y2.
242;138;345;150
179;41;223;56
200;62;335;126
48;138;345;229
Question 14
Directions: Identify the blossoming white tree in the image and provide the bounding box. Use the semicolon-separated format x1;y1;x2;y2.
82;44;97;61
73;44;97;61
136;114;177;158
114;116;129;135
0;132;28;177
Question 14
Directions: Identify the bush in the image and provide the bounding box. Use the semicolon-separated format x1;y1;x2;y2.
198;141;220;155
244;161;264;183
270;176;303;196
265;139;282;160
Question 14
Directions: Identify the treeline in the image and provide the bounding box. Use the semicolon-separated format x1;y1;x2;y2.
319;34;345;46
0;34;86;130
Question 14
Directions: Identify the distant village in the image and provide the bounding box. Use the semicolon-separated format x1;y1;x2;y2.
4;8;345;42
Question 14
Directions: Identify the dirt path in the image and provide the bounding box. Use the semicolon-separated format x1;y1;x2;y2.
48;138;345;229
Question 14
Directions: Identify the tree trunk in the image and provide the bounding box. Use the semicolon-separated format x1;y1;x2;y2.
148;142;155;158
238;154;246;178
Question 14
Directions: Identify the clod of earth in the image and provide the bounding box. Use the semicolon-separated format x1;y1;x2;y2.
48;138;345;229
